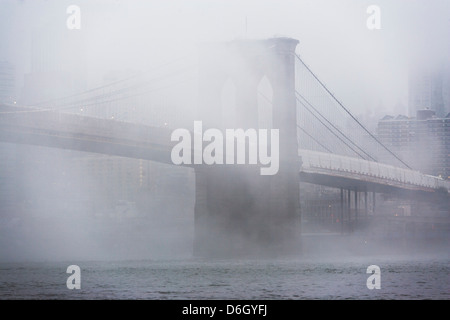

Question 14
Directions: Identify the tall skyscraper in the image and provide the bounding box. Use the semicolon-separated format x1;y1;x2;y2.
378;110;450;180
21;25;87;106
408;62;450;118
0;61;18;215
0;61;15;104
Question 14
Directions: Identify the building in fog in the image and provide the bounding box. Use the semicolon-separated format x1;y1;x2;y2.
20;26;87;106
0;62;18;216
378;109;450;180
0;61;15;104
0;144;20;216
408;62;450;118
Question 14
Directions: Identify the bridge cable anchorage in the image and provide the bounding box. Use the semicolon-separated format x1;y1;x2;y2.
294;53;412;170
258;89;332;153
295;95;372;160
261;87;369;160
295;90;377;161
259;88;335;154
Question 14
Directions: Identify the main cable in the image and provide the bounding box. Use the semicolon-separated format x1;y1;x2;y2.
295;54;411;169
296;96;369;160
295;90;377;161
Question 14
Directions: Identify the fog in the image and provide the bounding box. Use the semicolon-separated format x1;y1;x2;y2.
2;0;449;113
0;0;449;263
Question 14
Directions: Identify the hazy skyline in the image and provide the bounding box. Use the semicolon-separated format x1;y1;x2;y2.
1;0;449;117
0;1;449;290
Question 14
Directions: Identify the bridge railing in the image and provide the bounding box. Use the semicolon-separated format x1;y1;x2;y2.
299;149;449;191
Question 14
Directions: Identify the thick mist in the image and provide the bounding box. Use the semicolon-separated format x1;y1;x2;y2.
0;0;449;263
2;0;449;112
0;143;196;262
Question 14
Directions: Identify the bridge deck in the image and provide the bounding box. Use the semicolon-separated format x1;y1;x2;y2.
299;149;450;195
1;104;448;196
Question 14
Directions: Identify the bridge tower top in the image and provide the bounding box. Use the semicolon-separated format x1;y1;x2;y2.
197;37;299;132
194;37;302;257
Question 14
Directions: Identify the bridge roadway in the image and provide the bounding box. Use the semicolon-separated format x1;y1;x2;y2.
1;104;449;197
0;105;176;164
299;150;450;196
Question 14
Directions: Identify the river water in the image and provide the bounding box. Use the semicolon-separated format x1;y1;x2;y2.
1;250;448;299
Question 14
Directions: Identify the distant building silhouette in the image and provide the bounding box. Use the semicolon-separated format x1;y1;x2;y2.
378;109;450;180
20;26;87;106
0;61;15;104
408;62;450;118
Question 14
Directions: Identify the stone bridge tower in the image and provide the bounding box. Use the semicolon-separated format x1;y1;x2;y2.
194;38;301;257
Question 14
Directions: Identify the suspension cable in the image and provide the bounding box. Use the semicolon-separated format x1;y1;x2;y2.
296;96;369;160
295;90;377;161
295;54;411;169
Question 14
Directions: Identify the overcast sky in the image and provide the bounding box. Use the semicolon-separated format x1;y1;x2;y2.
1;0;449;116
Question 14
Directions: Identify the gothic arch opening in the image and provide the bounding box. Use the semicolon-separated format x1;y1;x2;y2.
257;75;273;129
220;77;237;129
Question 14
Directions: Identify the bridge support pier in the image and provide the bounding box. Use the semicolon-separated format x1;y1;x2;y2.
364;191;368;217
193;38;301;258
347;189;351;231
194;165;300;258
340;188;344;234
373;191;376;215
